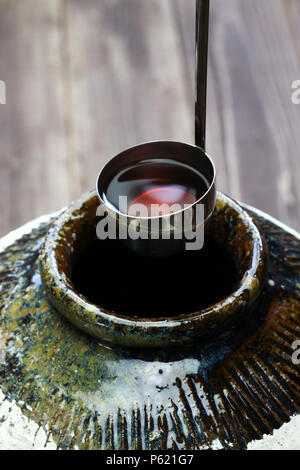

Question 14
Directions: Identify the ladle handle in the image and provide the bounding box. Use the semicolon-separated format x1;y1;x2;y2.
195;0;210;152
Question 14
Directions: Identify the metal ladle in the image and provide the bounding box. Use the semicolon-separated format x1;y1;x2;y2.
96;0;215;257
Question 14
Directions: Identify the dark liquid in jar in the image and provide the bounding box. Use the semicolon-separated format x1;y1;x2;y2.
72;236;237;318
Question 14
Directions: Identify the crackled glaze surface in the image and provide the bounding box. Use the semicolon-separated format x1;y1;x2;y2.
0;201;300;449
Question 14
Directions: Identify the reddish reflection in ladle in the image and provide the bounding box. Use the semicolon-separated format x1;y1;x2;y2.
128;186;198;216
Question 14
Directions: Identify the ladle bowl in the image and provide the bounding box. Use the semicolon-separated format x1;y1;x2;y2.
96;141;216;257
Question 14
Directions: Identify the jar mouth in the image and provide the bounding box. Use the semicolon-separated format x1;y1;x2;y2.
40;191;268;348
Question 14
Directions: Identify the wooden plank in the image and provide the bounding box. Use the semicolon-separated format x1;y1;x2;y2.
234;0;300;229
0;0;71;237
1;0;300;236
172;0;232;196
65;0;193;193
173;0;300;230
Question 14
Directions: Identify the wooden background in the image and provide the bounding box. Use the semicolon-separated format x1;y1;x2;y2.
0;0;300;237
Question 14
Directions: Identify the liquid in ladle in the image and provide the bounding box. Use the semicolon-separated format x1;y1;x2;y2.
102;158;210;216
